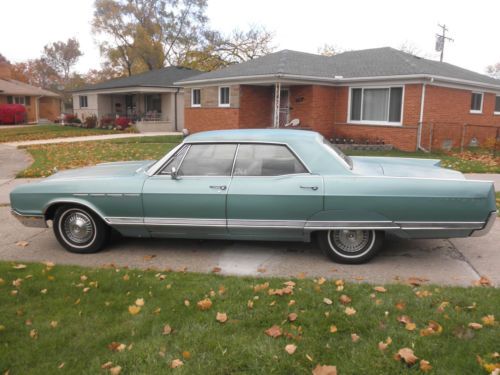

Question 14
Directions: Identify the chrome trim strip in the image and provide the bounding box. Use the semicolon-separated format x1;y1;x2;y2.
228;219;305;228
397;221;484;230
471;211;497;237
11;209;47;228
106;217;143;225
145;218;226;227
73;193;89;197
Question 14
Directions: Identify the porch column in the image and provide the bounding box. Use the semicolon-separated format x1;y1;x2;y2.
273;82;281;128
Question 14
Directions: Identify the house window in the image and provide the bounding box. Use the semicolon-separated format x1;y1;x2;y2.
191;88;201;107
145;94;162;113
7;96;30;105
219;86;230;107
349;87;403;125
470;92;483;113
494;96;500;115
79;95;88;108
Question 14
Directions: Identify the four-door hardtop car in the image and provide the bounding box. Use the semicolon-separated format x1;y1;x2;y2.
10;129;497;264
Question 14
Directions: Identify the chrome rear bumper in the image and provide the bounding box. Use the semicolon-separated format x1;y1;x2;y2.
471;211;497;237
11;209;48;228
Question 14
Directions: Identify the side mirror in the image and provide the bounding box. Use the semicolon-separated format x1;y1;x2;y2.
171;167;179;180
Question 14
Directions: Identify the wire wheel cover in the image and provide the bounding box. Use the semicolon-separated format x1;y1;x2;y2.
331;230;371;253
63;211;94;244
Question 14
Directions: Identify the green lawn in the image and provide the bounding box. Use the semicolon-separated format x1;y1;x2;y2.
0;124;137;143
18;136;182;178
0;262;498;374
346;149;500;174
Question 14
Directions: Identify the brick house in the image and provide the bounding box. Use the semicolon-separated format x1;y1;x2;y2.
0;62;61;123
177;48;500;151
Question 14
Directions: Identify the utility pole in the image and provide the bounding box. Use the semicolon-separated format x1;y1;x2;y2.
435;24;454;62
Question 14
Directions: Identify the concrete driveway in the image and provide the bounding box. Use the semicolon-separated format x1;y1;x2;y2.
1;206;498;286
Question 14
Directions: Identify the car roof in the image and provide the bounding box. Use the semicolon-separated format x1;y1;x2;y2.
185;128;321;144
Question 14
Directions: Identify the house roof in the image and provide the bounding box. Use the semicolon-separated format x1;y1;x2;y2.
0;78;60;97
178;47;500;88
74;66;201;92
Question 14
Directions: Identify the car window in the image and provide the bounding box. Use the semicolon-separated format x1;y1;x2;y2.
233;144;308;176
159;145;189;175
178;144;237;176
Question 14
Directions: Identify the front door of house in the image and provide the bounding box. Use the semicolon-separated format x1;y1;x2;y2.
279;88;290;127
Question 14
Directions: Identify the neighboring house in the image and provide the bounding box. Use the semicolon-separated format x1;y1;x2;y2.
0;62;61;124
72;67;200;132
177;48;500;151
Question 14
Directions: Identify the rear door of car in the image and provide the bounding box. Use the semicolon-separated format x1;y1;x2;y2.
142;143;237;238
226;143;324;240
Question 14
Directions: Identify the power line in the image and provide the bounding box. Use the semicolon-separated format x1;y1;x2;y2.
435;24;454;62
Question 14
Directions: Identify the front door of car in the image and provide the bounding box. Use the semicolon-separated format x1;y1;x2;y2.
142;143;237;238
227;144;324;240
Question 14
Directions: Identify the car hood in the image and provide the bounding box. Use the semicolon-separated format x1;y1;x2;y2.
351;156;465;179
44;160;155;181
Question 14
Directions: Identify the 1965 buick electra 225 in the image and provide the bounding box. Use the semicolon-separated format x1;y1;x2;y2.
10;129;497;264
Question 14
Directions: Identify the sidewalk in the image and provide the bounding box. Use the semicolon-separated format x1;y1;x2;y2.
5;131;182;147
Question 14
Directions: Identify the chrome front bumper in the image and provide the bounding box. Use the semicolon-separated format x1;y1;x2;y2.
471;211;497;237
11;209;48;228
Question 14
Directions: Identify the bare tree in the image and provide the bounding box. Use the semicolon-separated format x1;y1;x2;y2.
0;53;10;64
486;63;500;79
398;41;421;56
317;43;343;56
43;38;83;80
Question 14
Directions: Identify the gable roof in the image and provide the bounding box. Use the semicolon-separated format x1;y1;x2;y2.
0;78;60;97
74;66;201;92
178;47;500;89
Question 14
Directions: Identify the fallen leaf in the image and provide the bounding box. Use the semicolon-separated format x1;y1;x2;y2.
393;302;405;312
268;286;294;296
394;347;418;365
437;301;450;313
405;322;416;331
378;337;392;351
468;322;483;330
101;362;113;369
197;298;212;311
285;344;297;355
153;307;161;315
415;290;432;298
135;298;145;307
312;364;337;375
128;305;141;315
257;267;267;273
0;325;5;332
42;261;55;268
419;320;442;336
15;241;29;248
284;281;296;287
345;307;356;316
253;282;269;292
329;325;338;333
288;313;298;322
397;315;413;325
108;342;126;352
407;277;428;286
122;274;130;281
184;299;190;307
216;312;228;323
12;264;27;269
420;359;432;372
80;275;88;281
12;278;22;287
182;351;191;360
374;286;387;293
162;324;172;335
50;321;58;328
339;294;352;305
0;278;5;286
58;362;65;369
29;329;38;339
351;333;360;342
474;276;492;287
41;289;48;294
317;277;326;285
323;297;333;305
110;366;122;375
265;325;282;338
170;359;183;368
247;300;254;309
143;254;156;261
482;315;495;326
288;300;296;306
212;266;221;273
83;287;90;293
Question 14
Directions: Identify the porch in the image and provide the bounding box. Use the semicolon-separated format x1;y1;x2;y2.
96;91;179;132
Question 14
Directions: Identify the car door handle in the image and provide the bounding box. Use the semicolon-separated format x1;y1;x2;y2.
300;185;319;191
209;185;227;191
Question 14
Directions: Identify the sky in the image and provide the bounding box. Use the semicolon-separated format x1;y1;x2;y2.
1;0;499;75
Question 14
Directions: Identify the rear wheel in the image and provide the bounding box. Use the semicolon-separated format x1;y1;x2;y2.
318;229;384;264
53;205;110;254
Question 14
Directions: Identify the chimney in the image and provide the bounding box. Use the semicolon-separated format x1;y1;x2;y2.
0;62;12;79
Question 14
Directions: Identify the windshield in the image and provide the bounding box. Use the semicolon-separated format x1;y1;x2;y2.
323;138;353;169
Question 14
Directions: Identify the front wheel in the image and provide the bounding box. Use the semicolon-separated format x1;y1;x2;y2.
318;229;384;264
53;205;110;254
